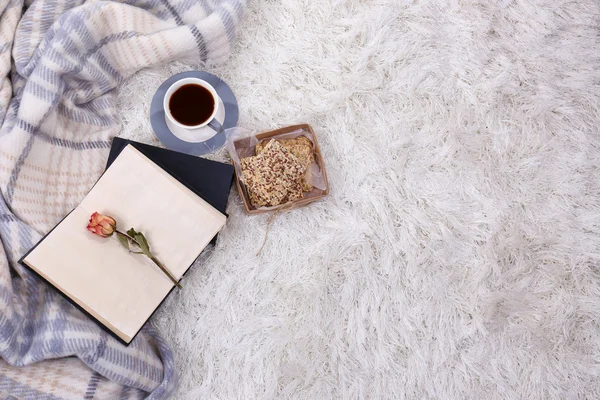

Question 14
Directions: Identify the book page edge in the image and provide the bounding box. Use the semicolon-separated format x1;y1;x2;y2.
21;257;133;343
124;145;227;222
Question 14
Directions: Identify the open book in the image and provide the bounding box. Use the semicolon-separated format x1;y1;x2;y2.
21;144;227;344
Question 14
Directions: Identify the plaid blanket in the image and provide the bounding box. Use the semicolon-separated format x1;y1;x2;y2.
0;0;245;398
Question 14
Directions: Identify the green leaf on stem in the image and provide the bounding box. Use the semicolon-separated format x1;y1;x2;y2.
127;228;138;237
137;232;150;250
135;233;152;257
117;232;130;250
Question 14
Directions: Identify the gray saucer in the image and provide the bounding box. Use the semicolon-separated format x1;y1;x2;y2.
150;71;239;156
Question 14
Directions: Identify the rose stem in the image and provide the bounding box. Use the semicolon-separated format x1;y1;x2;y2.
150;256;182;289
116;231;182;288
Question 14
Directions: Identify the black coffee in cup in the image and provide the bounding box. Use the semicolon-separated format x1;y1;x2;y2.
168;84;215;126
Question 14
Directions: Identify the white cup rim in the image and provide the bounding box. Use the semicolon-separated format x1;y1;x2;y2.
163;78;219;130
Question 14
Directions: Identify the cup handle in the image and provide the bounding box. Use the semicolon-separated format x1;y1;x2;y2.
208;118;223;133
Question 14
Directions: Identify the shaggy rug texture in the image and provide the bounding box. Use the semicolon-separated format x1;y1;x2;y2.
117;0;600;398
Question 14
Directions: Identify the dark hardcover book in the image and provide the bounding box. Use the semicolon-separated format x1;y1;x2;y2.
107;137;234;215
20;141;234;345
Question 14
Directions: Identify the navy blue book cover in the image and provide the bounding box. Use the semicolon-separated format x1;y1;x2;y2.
18;138;235;345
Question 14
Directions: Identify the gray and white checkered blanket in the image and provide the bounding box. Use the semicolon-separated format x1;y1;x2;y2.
0;0;245;398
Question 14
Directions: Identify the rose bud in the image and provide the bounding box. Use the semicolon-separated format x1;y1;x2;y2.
87;212;117;238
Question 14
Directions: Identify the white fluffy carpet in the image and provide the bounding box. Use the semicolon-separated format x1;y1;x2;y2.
116;0;600;398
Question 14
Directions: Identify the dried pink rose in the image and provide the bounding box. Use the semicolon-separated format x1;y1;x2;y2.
87;212;116;238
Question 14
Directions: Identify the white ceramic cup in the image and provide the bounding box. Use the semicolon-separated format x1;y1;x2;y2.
163;78;223;142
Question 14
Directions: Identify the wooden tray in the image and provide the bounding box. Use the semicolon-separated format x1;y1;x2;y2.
233;124;329;214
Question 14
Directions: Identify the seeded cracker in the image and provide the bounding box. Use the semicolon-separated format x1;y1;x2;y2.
241;140;305;208
256;136;315;191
